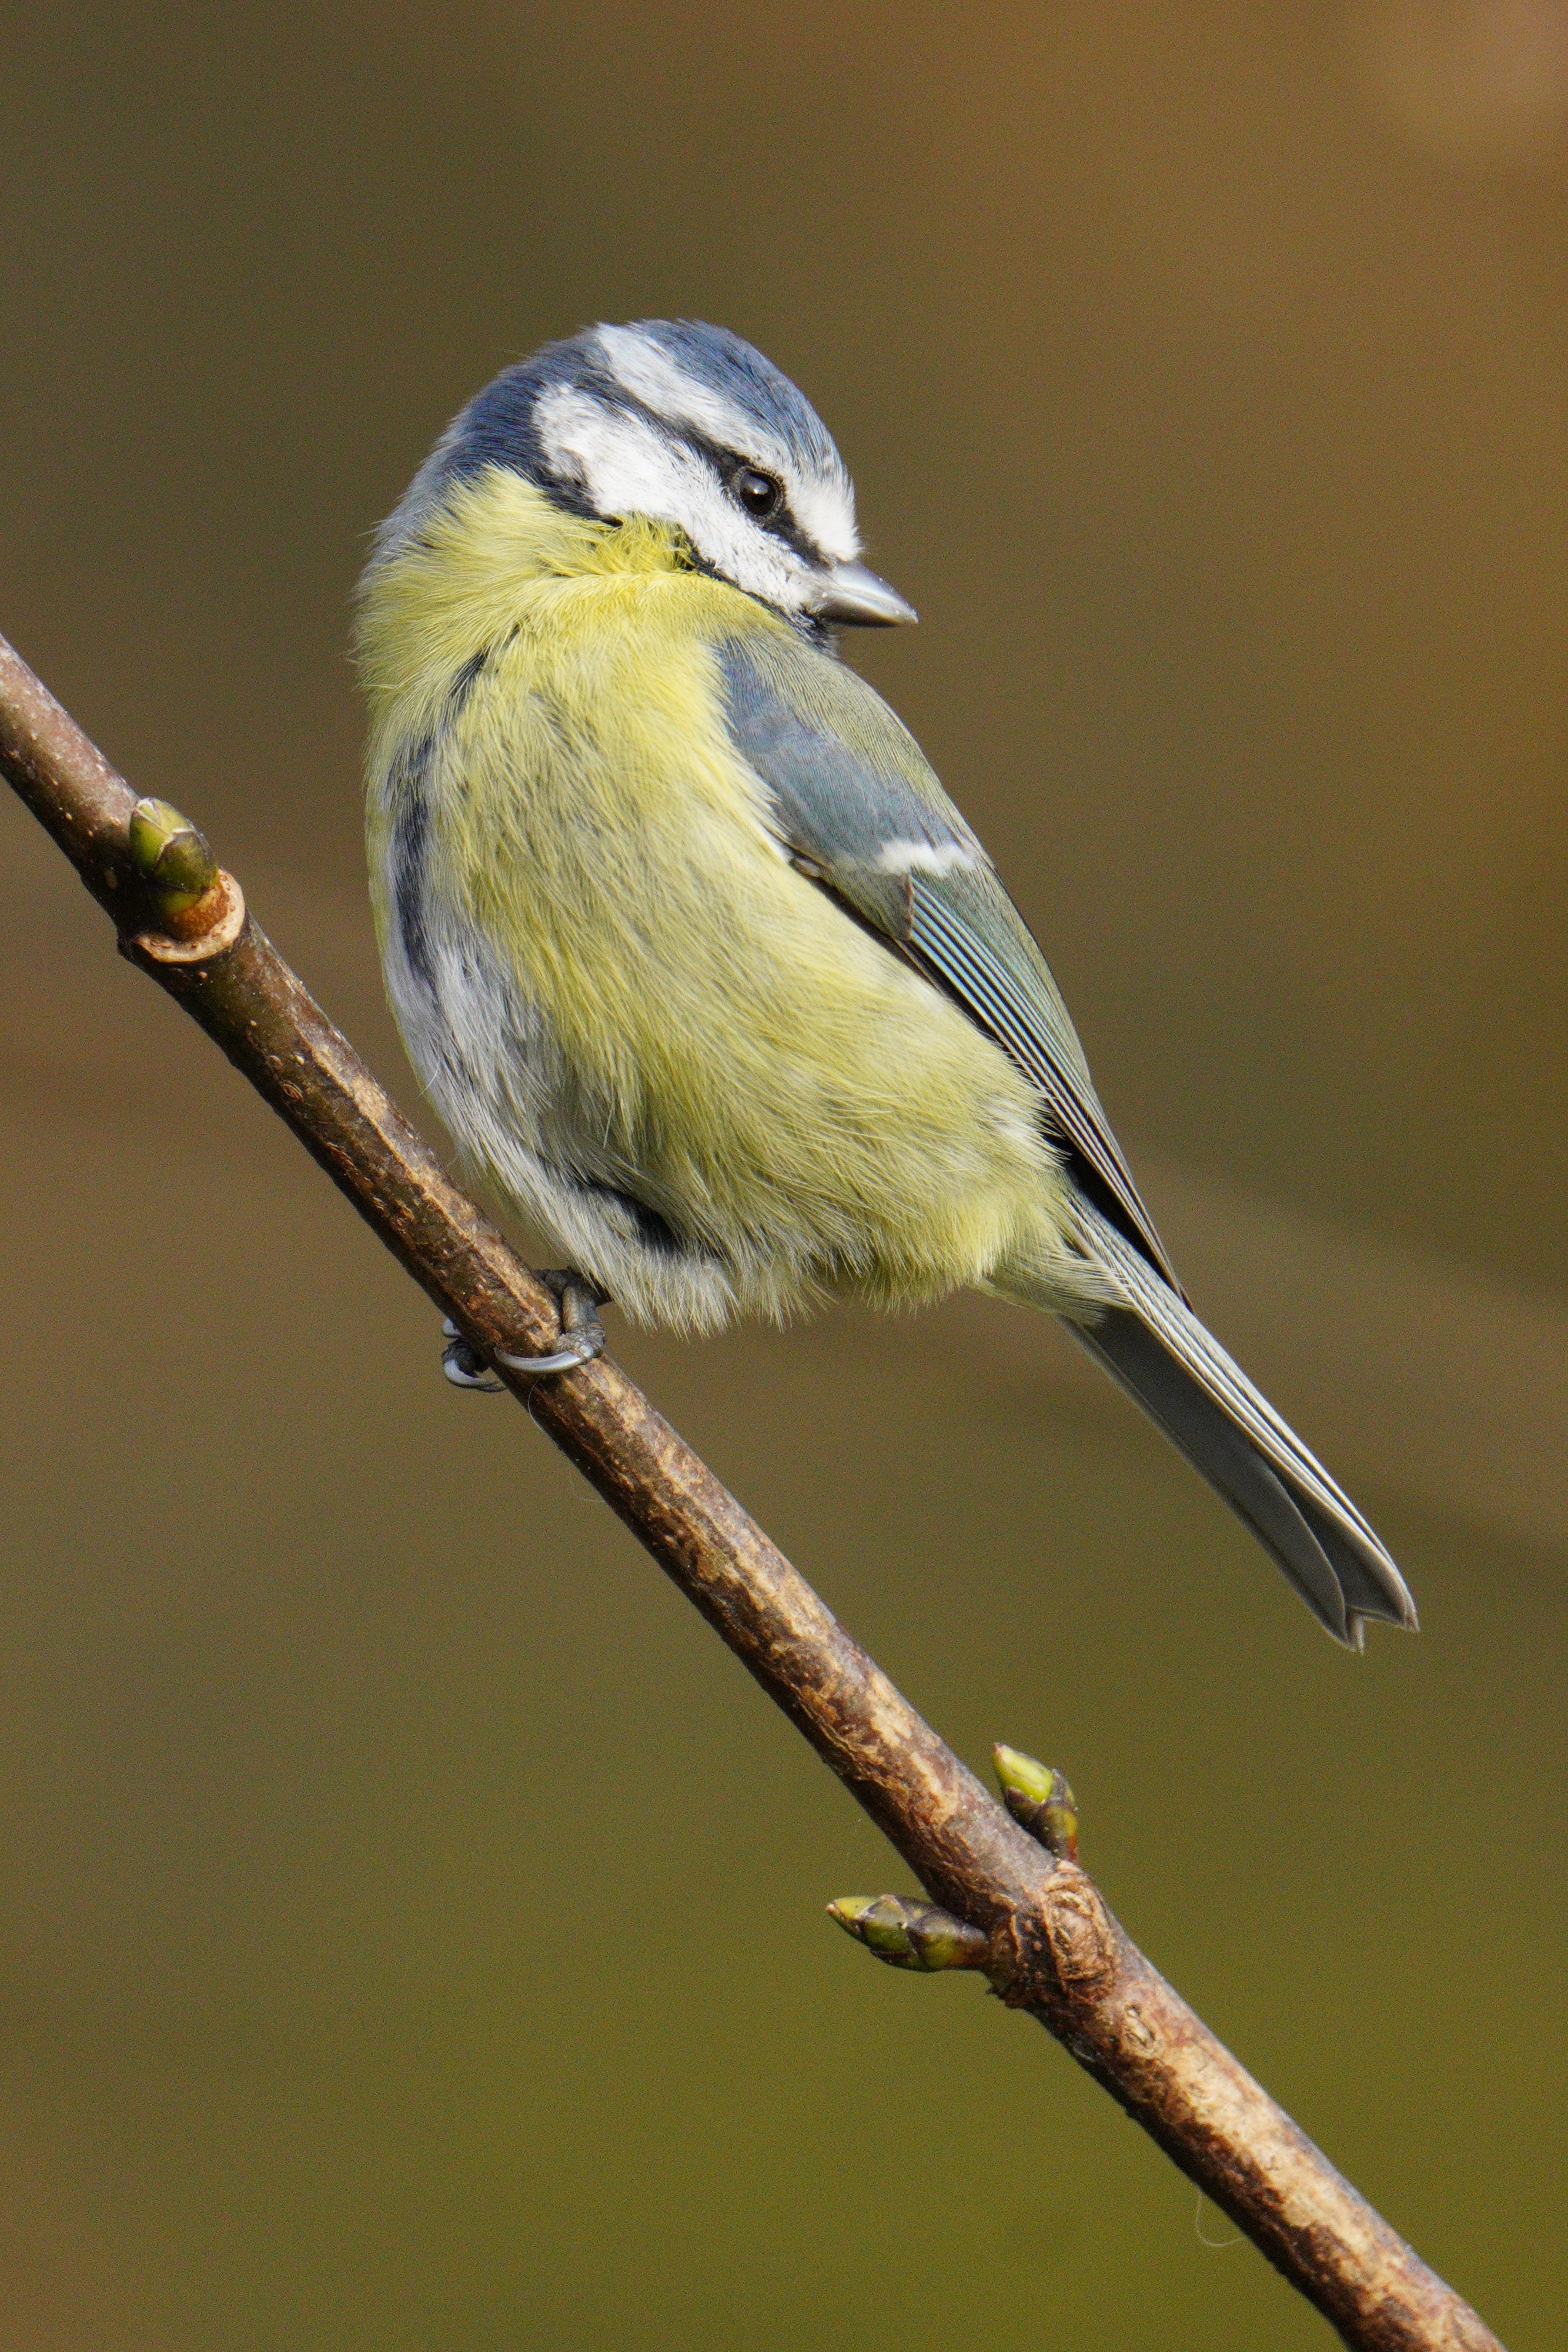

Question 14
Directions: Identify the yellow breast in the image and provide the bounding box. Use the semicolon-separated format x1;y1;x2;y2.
359;467;1078;1325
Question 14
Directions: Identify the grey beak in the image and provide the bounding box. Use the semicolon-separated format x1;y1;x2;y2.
811;560;918;627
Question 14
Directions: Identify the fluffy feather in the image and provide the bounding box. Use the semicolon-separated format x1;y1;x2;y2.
359;328;1417;1646
360;468;1096;1331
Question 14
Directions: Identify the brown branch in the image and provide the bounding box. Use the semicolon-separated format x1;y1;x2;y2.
0;631;1502;2352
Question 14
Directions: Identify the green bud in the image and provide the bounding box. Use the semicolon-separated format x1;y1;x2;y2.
826;1895;880;1936
905;1908;990;1972
128;797;219;916
826;1893;988;1973
993;1743;1057;1806
993;1743;1079;1862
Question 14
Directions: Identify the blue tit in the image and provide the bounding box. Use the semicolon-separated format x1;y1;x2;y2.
357;318;1416;1648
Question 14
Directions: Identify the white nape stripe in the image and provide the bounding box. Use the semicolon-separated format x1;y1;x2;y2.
593;325;860;566
535;383;811;613
874;838;979;877
596;327;794;480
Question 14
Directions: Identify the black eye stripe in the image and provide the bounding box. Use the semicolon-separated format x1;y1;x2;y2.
533;388;828;563
703;443;825;558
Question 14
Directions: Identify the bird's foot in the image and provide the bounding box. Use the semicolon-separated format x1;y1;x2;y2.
497;1271;609;1375
441;1271;609;1392
440;1322;504;1391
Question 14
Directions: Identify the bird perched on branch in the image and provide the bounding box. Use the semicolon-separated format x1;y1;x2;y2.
357;319;1416;1648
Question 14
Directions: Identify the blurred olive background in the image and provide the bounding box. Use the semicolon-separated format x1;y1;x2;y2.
0;4;1564;2346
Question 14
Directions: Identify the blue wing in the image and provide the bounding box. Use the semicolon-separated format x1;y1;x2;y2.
716;625;1183;1289
713;620;1416;1643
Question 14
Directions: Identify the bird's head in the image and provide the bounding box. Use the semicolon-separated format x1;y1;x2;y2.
393;320;916;634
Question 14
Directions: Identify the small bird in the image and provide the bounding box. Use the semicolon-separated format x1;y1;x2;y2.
358;319;1416;1648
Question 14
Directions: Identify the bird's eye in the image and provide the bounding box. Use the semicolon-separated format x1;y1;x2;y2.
733;466;783;519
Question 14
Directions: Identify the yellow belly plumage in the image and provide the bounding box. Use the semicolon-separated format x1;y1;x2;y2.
358;469;1091;1329
347;319;1417;1641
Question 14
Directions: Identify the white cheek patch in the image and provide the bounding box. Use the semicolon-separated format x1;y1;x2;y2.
593;326;861;567
536;385;684;519
874;839;981;877
536;383;823;614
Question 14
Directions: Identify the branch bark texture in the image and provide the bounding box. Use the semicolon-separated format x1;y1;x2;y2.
0;633;1502;2352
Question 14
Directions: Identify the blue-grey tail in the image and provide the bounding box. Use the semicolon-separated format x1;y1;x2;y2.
1063;1201;1417;1648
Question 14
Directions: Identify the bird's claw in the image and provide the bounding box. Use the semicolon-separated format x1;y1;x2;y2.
440;1272;609;1391
496;1271;608;1375
441;1321;505;1390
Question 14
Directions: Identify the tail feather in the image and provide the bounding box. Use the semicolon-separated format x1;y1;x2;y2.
1048;1201;1417;1646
